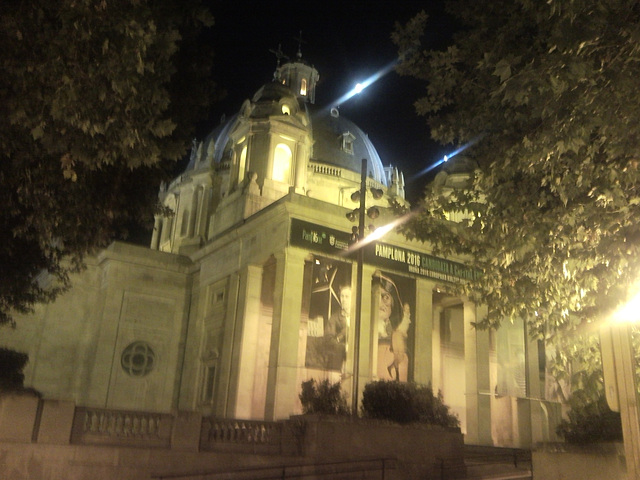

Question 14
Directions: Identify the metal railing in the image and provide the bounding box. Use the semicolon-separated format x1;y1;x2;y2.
151;457;397;480
436;447;532;480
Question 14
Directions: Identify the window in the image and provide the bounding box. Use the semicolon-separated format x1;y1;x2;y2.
272;143;292;183
300;78;307;96
281;104;291;115
202;364;216;403
215;290;224;303
180;209;190;237
341;132;356;154
121;342;155;377
238;145;247;183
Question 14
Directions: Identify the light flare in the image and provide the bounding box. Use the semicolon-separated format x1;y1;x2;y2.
345;212;416;255
408;134;486;182
330;59;398;107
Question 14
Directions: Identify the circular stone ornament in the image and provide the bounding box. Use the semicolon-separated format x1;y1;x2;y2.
121;341;155;377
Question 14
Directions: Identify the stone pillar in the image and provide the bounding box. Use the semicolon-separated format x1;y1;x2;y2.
229;265;263;419
432;304;443;393
353;265;376;400
0;394;39;442
464;301;492;445
293;141;309;194
264;248;306;420
196;185;211;239
151;216;161;250
413;279;436;385
187;188;199;238
526;335;548;445
37;399;75;444
214;272;241;418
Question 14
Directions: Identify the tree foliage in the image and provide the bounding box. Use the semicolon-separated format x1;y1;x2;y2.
557;394;623;444
0;0;217;325
393;0;640;339
0;347;39;395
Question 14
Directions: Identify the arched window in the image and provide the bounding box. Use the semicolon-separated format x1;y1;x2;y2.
300;78;307;96
272;143;292;183
238;145;247;183
180;208;190;237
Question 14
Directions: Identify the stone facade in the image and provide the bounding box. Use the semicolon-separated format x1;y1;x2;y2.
4;54;563;450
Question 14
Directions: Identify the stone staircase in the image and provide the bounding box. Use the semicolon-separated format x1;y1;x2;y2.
460;445;533;480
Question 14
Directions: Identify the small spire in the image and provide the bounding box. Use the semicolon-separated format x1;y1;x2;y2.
294;30;306;59
269;43;288;69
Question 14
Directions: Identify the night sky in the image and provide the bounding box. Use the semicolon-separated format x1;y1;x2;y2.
201;0;455;202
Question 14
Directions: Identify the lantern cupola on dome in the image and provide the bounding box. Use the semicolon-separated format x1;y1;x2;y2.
272;35;319;104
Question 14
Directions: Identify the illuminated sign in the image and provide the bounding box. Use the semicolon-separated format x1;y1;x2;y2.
290;218;478;283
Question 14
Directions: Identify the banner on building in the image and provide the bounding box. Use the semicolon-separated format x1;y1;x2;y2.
373;271;415;382
301;256;352;372
290;218;479;283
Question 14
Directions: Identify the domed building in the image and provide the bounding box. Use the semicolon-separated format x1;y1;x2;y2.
3;53;563;452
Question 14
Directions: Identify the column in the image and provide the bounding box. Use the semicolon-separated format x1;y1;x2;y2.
293;141;309;194
214;272;241;418
196;185;212;239
151;216;161;250
264;248;307;420
464;301;492;445
413;279;436;385
226;265;263;419
432;304;443;393
352;265;376;402
526;333;547;444
187;188;199;238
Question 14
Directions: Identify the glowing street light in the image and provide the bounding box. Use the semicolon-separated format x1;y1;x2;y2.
600;288;640;478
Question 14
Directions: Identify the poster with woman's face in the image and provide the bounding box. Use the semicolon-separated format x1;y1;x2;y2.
303;256;352;372
374;271;415;382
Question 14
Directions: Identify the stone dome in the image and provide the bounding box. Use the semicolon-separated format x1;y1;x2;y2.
308;107;386;185
184;87;388;186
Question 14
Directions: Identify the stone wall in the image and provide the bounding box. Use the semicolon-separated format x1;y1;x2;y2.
294;414;465;479
0;395;465;480
532;442;627;480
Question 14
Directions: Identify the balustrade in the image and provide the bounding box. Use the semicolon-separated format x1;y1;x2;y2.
200;418;282;453
72;407;172;447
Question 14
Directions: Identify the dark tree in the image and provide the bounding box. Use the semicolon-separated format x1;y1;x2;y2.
0;0;218;325
0;348;28;392
393;1;640;339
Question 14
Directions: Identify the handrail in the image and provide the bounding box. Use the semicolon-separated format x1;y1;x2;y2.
436;447;532;480
151;457;397;480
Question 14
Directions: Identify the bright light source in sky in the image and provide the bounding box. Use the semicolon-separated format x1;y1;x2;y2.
330;59;398;107
407;134;486;182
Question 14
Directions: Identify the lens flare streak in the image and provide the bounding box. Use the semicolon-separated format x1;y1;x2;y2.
408;134;486;182
332;59;398;106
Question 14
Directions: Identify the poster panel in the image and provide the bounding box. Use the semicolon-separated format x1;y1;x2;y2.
373;271;416;382
303;256;353;372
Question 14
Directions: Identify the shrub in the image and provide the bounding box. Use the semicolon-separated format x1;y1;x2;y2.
556;394;622;444
299;379;350;415
361;381;459;427
0;348;28;392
